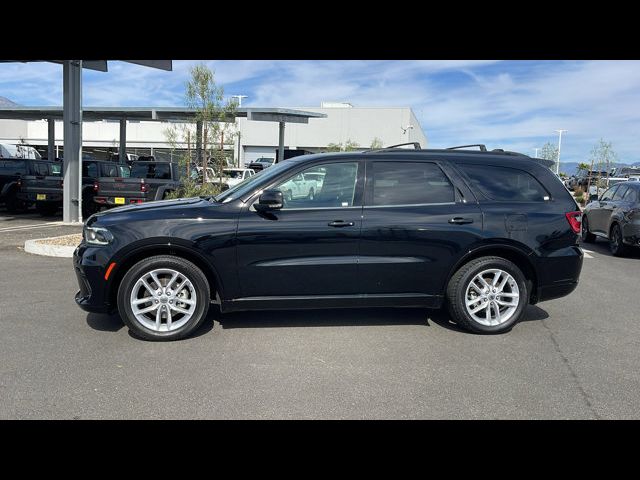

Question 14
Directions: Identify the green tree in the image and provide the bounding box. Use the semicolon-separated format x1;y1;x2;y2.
370;137;384;149
539;142;558;162
324;139;360;152
164;64;237;199
577;162;590;173
589;139;618;188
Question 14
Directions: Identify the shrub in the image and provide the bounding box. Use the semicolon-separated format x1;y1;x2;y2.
164;179;222;200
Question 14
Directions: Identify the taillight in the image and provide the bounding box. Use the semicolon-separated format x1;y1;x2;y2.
140;180;148;193
93;181;99;192
565;211;582;234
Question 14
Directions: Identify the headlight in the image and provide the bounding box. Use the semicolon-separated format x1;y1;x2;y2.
83;226;114;246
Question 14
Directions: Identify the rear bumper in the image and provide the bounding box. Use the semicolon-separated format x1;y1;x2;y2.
94;196;146;206
536;281;579;302
17;192;63;203
533;245;583;303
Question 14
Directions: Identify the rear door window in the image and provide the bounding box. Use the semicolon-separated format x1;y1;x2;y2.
82;161;98;178
367;161;455;206
458;164;550;202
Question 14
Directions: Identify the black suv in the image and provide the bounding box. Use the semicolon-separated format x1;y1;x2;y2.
74;147;583;341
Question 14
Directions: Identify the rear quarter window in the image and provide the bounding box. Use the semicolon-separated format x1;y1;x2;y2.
458;164;550;202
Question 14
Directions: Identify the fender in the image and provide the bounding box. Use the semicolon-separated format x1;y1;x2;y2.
444;239;537;290
105;237;226;305
1;180;19;198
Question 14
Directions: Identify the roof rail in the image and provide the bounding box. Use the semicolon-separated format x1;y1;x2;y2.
447;144;487;152
368;141;422;154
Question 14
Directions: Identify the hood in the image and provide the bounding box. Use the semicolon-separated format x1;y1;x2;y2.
87;197;208;225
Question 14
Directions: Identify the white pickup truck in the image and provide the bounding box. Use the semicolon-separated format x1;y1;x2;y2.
279;172;319;200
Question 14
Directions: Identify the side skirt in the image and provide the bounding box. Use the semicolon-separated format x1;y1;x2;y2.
221;293;442;313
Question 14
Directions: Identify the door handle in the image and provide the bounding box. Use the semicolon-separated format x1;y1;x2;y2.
449;217;474;225
328;220;355;227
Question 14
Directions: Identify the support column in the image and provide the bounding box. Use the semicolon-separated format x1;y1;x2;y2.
62;60;83;224
47;118;55;160
277;121;285;163
119;118;126;163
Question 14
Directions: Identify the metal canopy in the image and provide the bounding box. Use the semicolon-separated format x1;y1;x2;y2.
0;60;173;72
0;106;326;123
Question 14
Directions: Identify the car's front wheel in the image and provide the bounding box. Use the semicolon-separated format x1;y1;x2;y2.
446;256;528;334
117;255;211;341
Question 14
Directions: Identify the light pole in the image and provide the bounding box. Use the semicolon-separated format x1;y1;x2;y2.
231;95;248;107
555;129;567;174
231;96;248;166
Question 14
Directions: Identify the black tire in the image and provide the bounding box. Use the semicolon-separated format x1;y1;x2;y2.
117;255;211;341
82;195;97;218
609;223;629;257
581;215;596;243
36;202;58;216
5;192;25;213
446;256;528;334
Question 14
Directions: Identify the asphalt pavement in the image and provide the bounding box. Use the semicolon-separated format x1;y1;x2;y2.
1;208;639;419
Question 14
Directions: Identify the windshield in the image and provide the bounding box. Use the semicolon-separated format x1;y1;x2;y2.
214;161;291;203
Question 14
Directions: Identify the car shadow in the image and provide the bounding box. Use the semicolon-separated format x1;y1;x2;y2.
581;237;640;259
218;304;550;333
86;312;124;332
87;304;550;337
86;310;215;340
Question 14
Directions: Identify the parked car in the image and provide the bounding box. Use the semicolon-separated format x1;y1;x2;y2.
0;158;62;215
581;182;640;256
627;175;640;182
93;161;182;208
82;160;131;217
278;170;319;200
248;157;275;172
218;168;255;189
74;146;583;341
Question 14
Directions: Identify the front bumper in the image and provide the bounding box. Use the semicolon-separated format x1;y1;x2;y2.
73;244;115;313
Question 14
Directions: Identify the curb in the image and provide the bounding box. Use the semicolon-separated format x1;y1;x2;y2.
24;236;78;258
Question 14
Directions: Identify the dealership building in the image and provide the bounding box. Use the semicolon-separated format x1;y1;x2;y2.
0;102;427;165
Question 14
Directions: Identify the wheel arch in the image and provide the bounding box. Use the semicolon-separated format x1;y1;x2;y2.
106;242;223;309
445;243;539;304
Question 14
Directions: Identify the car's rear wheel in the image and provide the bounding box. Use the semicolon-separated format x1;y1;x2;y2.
117;255;211;341
581;215;596;243
5;191;25;213
446;256;528;334
609;223;629;257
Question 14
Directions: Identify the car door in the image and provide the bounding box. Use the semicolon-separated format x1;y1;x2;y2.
590;185;619;234
236;160;364;298
357;159;483;304
608;184;630;234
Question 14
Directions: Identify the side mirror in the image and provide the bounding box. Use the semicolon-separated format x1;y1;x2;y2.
255;189;284;212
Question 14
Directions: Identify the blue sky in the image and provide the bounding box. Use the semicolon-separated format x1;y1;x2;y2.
1;60;639;166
